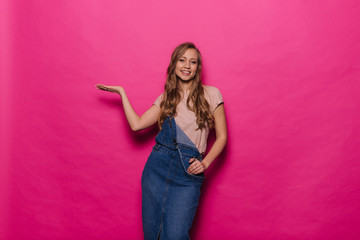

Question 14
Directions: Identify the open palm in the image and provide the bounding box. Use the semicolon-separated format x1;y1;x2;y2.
95;84;123;94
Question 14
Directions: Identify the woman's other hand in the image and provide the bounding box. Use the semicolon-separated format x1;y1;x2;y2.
95;84;123;94
187;158;207;175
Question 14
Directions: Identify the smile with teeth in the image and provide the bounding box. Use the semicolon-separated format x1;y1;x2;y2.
181;70;191;76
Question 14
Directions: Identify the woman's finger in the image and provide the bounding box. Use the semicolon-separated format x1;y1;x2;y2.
187;164;195;174
187;159;197;171
96;84;111;91
187;159;196;173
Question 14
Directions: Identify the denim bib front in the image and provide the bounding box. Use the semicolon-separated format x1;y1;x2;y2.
154;116;204;179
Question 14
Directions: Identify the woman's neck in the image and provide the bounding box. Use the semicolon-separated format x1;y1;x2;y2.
178;79;192;92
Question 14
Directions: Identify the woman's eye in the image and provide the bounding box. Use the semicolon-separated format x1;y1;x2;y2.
179;59;185;62
191;61;197;64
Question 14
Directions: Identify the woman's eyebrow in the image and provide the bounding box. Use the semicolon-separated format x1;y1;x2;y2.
180;57;197;60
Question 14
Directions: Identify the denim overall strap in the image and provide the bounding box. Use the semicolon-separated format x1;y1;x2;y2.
154;116;178;151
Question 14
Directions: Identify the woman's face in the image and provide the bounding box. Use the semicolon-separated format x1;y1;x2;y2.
175;48;198;82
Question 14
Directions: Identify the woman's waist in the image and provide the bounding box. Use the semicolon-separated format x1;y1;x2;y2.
153;143;203;160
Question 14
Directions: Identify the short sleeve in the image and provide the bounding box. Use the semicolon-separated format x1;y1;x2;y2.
153;92;164;107
206;86;224;113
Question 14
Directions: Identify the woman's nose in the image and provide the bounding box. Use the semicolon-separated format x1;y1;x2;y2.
185;61;190;68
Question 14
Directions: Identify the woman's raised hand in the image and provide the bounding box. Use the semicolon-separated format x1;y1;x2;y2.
95;84;123;94
95;83;159;131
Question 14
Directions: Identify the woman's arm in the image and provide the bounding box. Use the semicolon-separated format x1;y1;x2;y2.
188;104;227;175
201;104;227;170
96;84;159;131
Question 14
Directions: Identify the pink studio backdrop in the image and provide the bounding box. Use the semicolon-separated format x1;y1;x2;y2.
1;0;360;239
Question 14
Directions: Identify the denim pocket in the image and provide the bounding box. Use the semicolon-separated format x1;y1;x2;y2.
178;151;205;181
187;158;205;175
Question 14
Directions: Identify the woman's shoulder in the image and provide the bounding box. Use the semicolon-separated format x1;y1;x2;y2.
202;84;224;112
153;92;165;106
203;84;218;90
202;84;222;97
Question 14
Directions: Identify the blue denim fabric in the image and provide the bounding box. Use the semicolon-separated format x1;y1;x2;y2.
141;116;205;240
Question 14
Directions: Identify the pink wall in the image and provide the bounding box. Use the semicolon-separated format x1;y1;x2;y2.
1;0;360;239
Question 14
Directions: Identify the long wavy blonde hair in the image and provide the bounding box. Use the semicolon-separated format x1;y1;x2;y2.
158;42;214;130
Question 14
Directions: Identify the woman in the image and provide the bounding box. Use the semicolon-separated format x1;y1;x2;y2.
95;42;227;240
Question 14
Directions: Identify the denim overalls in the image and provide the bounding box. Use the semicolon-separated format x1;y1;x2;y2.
141;116;205;240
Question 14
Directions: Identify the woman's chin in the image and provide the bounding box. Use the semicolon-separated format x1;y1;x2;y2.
177;76;195;82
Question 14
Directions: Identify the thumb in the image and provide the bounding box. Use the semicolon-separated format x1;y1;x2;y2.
189;158;195;163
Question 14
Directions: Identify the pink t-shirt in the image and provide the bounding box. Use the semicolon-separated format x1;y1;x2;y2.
153;85;223;154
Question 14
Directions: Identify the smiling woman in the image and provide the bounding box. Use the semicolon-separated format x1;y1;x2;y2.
175;48;198;80
96;42;227;240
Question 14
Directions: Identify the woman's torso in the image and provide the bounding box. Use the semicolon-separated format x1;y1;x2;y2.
153;85;223;154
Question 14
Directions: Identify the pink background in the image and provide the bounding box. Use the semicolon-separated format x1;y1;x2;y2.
1;0;360;239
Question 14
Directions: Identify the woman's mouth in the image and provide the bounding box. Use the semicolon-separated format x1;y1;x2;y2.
181;70;191;76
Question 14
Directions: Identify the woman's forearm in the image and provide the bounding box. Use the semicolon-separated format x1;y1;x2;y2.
201;136;227;170
118;88;141;131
